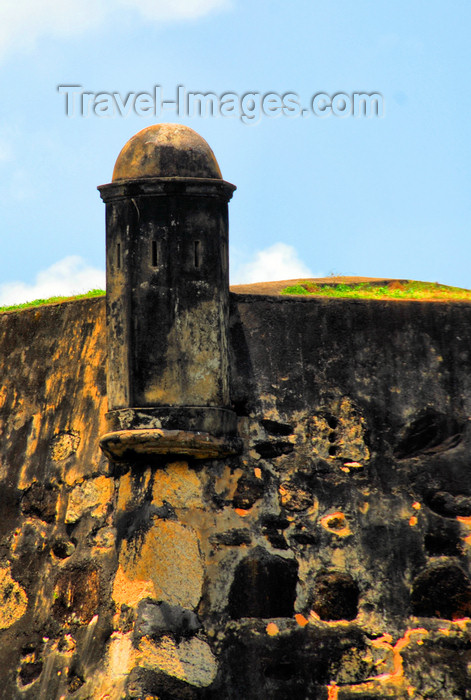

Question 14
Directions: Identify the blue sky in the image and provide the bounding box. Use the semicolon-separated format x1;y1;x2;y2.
0;0;470;303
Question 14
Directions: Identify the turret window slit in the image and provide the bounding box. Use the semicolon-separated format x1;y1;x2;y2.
152;240;158;267
194;240;201;268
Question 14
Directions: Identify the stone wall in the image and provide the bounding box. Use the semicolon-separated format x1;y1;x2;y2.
1;294;471;699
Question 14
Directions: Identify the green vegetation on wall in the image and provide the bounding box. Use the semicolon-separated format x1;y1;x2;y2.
281;280;471;301
0;289;105;315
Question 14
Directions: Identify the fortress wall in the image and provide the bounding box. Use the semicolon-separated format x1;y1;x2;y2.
0;295;470;698
231;293;471;438
225;295;471;698
0;297;107;490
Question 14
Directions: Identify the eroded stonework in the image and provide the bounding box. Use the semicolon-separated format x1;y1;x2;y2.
1;295;471;698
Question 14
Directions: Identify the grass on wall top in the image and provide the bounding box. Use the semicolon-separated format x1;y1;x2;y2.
2;280;471;314
0;289;105;314
281;281;471;301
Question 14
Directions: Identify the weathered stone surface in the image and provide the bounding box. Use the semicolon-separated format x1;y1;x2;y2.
50;430;81;461
228;547;298;619
65;475;114;523
394;411;464;459
52;564;100;624
310;571;359;621
116;468;152;513
254;440;294;458
134;599;202;640
426;490;471;518
90;631;135;699
411;562;471;618
51;537;76;559
152;462;203;510
113;519;204;610
232;474;265;510
279;480;316;512
260;418;294;436
306;397;370;462
0;565;27;629
137;635;218;688
21;481;59;523
2;289;471;697
209;528;252;547
101;125;236;453
89;526;117;551
18;660;43;687
112;122;223;181
10;519;48;559
126;666;198;699
101;428;242;461
0;298;108;492
213;619;373;699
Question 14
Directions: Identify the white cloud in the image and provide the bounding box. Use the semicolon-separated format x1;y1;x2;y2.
231;242;316;285
0;246;315;305
0;0;230;61
0;0;107;60
0;256;105;306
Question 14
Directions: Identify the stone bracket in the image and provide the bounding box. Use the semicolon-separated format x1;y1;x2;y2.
100;428;243;462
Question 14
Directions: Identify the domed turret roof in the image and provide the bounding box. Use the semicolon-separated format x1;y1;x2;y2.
112;124;222;181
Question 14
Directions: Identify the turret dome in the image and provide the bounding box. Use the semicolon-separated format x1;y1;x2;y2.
112;123;223;181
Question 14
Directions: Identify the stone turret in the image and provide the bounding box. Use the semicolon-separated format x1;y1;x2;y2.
98;124;241;461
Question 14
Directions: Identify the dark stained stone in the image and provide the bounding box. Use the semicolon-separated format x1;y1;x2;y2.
411;563;471;619
228;547;298;619
210;529;252;547
21;482;59;524
310;572;359;621
254;441;294;458
18;662;43;687
232;475;265;510
126;667;198;699
134;599;202;640
394;411;463;459
426;490;471;518
52;565;100;625
260;419;294;436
